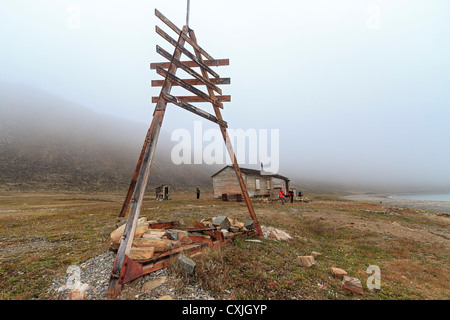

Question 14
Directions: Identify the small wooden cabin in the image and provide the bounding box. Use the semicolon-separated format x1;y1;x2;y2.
211;166;290;198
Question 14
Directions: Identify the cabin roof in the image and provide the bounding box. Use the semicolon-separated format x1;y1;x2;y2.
211;165;290;181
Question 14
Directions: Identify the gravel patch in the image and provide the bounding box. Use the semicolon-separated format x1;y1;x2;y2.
47;251;217;300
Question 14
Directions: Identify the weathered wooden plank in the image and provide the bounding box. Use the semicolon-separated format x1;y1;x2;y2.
161;92;227;127
150;59;229;70
152;77;230;87
152;95;230;103
155;9;213;60
156;26;220;79
156;45;222;95
156;66;224;109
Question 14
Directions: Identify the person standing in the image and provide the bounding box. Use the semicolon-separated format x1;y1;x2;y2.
279;188;285;205
196;186;200;199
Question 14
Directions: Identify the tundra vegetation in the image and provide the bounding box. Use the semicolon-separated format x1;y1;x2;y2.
0;191;448;300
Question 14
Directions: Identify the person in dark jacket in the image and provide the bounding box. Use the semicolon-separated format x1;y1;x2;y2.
289;190;294;203
196;187;200;199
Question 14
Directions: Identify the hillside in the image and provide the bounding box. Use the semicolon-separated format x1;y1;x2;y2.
0;83;218;193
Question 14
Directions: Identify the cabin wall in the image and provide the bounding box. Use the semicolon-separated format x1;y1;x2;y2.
269;177;288;197
212;167;243;198
244;175;271;197
212;167;289;198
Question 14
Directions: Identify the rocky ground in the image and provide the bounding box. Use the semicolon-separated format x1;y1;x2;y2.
47;225;293;300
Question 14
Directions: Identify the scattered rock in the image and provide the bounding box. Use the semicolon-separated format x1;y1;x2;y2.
341;276;364;294
200;217;213;227
163;239;181;249
269;230;291;241
157;295;173;300
296;255;315;268
229;226;240;233
311;251;322;258
176;254;196;276
244;219;255;230
142;276;167;292
261;225;292;241
331;267;348;277
221;229;229;237
132;238;170;252
142;229;166;239
166;229;179;241
129;247;154;261
212;216;230;230
231;219;245;229
179;233;193;245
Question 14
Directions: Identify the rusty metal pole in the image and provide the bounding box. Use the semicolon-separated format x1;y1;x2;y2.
107;27;188;299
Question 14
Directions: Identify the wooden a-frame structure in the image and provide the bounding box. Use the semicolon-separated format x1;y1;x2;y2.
106;9;263;299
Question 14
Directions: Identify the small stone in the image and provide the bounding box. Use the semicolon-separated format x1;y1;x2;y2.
341;276;364;294
176;254;196;276
166;230;179;240
229;226;240;233
268;230;290;241
179;233;193;245
221;229;229;237
295;255;315;268
311;251;322;258
212;216;231;230
157;295;173;300
331;267;348;277
244;219;255;230
142;276;167;292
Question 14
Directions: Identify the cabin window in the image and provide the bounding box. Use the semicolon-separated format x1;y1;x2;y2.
255;178;260;190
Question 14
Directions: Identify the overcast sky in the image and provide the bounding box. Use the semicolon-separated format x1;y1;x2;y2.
1;0;449;191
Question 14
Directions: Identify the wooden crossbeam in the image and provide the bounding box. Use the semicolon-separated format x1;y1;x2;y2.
152;95;230;103
161;92;227;127
155;9;213;61
187;29;264;238
152;77;230;87
150;59;229;70
156;26;220;79
156;45;222;95
156;66;224;109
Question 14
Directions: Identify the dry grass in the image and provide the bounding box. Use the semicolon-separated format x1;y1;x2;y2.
0;191;449;300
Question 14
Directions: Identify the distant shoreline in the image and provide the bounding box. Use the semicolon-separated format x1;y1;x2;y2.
341;193;450;213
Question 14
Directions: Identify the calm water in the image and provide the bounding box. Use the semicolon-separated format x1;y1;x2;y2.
389;194;450;202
